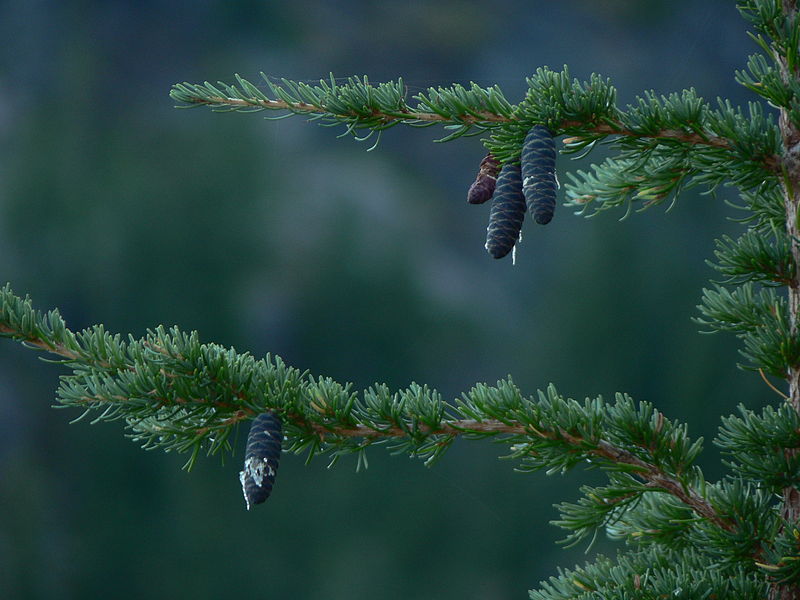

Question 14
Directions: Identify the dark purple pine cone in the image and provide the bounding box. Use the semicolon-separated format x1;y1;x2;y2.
467;153;501;204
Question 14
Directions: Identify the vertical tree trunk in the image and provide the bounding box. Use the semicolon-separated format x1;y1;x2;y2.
778;149;800;599
775;4;800;599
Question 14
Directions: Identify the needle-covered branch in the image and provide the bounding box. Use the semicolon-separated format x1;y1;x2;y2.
2;283;718;534
696;282;800;377
531;546;768;600
171;68;780;216
8;282;791;577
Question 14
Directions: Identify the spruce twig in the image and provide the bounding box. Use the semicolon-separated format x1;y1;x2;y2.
173;90;510;124
172;78;771;161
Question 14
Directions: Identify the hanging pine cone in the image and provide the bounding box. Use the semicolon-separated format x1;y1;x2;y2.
485;162;526;259
467;153;501;204
239;411;283;509
521;125;557;225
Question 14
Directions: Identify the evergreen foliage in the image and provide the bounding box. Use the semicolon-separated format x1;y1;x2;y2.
4;0;800;597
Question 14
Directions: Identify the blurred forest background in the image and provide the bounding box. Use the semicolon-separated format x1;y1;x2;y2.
0;1;771;599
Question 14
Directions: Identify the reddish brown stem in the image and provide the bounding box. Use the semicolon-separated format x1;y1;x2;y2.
188;93;780;169
0;323;84;362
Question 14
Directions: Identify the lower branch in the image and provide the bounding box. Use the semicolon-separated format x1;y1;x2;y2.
0;284;740;566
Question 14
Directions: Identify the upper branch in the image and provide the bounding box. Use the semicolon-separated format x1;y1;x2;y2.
171;76;750;156
176;92;512;125
171;70;782;218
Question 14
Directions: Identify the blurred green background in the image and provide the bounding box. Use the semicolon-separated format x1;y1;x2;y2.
0;1;773;598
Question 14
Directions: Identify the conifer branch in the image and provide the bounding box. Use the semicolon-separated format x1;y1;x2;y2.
174;86;734;149
532;546;767;599
171;69;783;225
563;122;737;151
174;91;512;125
171;74;776;165
180;90;762;166
0;283;727;533
0;322;84;362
